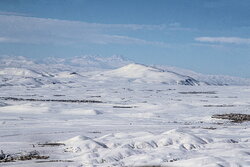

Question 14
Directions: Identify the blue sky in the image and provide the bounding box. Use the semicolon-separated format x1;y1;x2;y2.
0;0;250;77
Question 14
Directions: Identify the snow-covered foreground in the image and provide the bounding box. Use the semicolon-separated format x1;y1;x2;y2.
0;56;249;166
0;83;250;167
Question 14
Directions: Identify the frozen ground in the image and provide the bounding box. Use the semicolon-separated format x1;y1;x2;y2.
0;56;249;166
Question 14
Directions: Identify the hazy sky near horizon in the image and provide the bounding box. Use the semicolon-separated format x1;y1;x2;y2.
0;0;250;77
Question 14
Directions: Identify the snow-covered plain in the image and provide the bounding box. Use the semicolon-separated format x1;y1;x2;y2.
0;56;249;167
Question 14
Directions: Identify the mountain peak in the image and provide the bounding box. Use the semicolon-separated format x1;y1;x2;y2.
1;56;250;86
96;63;200;86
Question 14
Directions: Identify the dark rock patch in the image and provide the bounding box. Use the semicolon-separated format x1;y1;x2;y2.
0;97;103;103
37;142;65;147
204;104;234;107
212;113;250;123
179;91;216;94
0;150;49;163
113;106;136;108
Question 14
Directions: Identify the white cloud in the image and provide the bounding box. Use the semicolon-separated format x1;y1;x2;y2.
90;34;169;47
0;37;20;43
169;22;181;27
0;14;168;47
195;37;250;44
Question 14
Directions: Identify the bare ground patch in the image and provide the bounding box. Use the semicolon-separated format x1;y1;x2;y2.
0;97;103;103
0;150;49;163
212;113;250;123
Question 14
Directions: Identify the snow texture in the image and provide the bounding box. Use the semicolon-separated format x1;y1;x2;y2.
0;56;249;167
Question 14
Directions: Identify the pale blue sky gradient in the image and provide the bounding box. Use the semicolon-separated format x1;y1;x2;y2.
0;0;250;77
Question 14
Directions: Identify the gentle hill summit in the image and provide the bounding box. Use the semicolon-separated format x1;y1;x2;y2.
95;63;201;86
1;56;250;87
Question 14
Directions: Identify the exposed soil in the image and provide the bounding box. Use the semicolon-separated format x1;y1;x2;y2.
0;150;49;163
204;104;235;107
0;97;103;103
212;113;250;123
113;106;135;108
37;142;65;147
35;160;73;163
179;91;216;94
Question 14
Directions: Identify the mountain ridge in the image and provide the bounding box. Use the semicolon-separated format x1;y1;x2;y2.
0;56;250;86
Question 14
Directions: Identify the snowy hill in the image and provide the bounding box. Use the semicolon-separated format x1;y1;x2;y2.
42;55;132;71
156;65;250;86
0;56;250;87
94;64;201;85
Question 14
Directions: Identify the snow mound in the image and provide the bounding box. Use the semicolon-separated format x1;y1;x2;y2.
0;103;49;114
62;129;209;166
64;135;108;152
0;73;58;87
157;65;250;86
61;109;103;115
1;56;250;86
158;129;208;150
95;64;201;85
0;68;42;77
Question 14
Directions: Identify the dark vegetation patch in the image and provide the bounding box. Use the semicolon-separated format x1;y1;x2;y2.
179;91;216;94
0;97;103;103
88;131;101;134
227;139;238;143
16;94;37;97
171;98;182;101
113;106;136;108
142;89;154;92
89;95;101;98
204;104;234;107
206;96;219;98
36;160;73;163
200;100;208;102
213;122;224;125
37;143;65;147
0;150;49;163
212;113;250;123
227;96;238;98
202;127;217;130
70;72;78;75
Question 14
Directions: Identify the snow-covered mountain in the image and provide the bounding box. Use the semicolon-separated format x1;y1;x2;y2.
41;55;132;71
0;55;250;87
93;64;201;85
155;65;250;86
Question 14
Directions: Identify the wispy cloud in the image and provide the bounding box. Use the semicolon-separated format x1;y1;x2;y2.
93;34;169;47
195;37;250;44
190;42;225;49
0;37;20;43
167;22;197;31
0;14;168;47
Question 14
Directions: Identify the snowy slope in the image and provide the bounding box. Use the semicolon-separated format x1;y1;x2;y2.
0;56;250;167
94;63;201;85
156;65;250;86
42;55;133;71
0;74;250;167
0;68;58;87
0;56;250;86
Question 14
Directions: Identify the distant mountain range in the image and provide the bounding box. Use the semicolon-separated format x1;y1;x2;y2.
0;55;250;87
